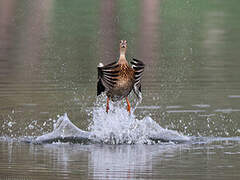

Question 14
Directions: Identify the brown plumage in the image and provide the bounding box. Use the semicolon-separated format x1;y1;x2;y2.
97;40;145;113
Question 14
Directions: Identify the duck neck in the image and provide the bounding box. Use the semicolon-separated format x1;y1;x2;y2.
118;49;127;64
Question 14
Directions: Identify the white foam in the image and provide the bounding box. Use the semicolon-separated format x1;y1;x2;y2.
36;113;91;142
34;99;190;144
89;105;189;144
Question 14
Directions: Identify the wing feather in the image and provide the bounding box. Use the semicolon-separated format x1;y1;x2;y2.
130;58;145;99
97;61;119;95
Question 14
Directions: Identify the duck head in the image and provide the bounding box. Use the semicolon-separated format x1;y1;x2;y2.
119;40;127;56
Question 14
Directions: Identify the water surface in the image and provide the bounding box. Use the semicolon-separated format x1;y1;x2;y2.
1;0;240;179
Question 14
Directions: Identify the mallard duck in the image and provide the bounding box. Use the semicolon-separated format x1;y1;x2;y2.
97;40;145;113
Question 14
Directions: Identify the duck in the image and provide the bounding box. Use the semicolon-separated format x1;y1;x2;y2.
97;40;145;113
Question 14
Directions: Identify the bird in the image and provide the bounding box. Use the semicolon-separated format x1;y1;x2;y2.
97;40;145;113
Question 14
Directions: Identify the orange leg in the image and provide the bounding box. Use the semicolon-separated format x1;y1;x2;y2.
126;97;131;113
106;97;110;113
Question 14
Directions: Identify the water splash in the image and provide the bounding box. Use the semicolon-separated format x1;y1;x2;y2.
32;98;190;144
35;113;91;144
89;105;190;144
0;95;190;144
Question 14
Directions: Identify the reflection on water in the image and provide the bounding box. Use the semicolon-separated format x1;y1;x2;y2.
0;139;240;180
1;0;240;179
1;0;240;137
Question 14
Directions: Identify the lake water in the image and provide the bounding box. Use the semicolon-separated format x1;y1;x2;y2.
1;0;240;179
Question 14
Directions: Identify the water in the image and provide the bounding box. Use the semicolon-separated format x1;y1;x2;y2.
1;0;240;179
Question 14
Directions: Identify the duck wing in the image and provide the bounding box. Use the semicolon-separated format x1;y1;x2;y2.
97;61;119;96
130;58;145;99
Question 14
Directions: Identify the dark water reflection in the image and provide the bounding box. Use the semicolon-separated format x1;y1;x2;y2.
0;139;240;180
1;0;240;179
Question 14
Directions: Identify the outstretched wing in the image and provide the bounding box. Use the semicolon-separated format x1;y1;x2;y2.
130;58;145;99
97;61;119;96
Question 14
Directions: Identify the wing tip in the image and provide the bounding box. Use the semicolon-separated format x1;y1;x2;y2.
98;62;104;67
131;58;145;66
97;79;105;96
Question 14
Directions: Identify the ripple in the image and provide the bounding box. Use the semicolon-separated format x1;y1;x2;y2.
198;114;216;117
214;109;240;113
192;104;210;108
166;105;182;109
224;152;240;155
228;95;240;98
137;106;161;109
166;110;206;113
